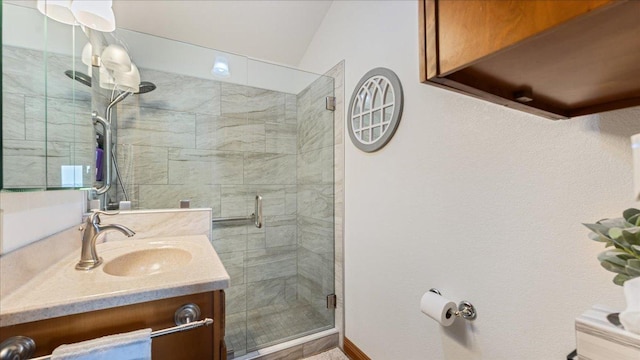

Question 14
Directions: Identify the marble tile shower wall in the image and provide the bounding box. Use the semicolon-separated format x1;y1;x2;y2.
114;68;301;322
296;75;335;326
2;46;94;188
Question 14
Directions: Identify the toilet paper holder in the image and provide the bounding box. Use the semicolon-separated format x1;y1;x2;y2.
429;288;477;321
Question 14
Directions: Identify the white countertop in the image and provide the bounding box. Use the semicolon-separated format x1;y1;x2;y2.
0;235;230;327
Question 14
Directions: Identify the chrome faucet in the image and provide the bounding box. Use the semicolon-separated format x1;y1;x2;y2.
76;210;135;270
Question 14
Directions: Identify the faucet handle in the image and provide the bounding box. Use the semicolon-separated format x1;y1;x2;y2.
88;210;120;225
92;209;120;216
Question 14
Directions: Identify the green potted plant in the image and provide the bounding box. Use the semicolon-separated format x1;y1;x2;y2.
584;208;640;286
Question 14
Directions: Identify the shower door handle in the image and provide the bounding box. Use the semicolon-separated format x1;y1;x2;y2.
92;112;111;195
254;195;263;228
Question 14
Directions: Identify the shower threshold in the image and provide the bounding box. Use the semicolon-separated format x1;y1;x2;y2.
232;328;338;360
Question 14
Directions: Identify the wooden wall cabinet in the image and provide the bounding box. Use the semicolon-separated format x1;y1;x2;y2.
0;291;226;360
419;0;640;119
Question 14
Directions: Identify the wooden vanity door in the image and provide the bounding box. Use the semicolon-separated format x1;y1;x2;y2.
0;291;226;360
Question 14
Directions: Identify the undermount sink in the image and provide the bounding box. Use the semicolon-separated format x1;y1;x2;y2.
103;247;192;277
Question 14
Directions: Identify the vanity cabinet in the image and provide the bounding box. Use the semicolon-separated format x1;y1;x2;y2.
0;291;226;360
419;0;640;119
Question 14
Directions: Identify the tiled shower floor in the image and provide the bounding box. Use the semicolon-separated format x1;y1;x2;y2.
226;300;332;357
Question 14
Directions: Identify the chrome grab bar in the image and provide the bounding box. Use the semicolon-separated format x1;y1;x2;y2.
212;195;262;228
92;112;111;195
1;318;214;360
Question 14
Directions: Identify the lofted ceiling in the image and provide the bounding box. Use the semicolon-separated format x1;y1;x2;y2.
6;0;334;66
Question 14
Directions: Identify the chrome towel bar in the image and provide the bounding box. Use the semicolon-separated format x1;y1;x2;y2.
212;195;263;228
1;318;213;360
149;317;213;338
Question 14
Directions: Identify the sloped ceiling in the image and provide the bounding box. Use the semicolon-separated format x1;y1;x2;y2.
7;0;333;66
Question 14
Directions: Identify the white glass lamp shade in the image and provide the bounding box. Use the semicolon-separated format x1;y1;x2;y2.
81;42;93;76
37;0;76;25
211;56;231;78
114;63;140;93
99;66;116;90
100;44;132;73
81;42;93;66
71;0;116;32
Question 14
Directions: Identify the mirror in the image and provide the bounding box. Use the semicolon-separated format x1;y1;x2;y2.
2;2;333;215
2;3;93;191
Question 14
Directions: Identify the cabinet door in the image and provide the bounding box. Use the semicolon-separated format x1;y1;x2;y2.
435;0;614;75
0;292;222;359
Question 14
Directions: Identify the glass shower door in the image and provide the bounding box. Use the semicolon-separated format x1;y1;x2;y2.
219;60;335;358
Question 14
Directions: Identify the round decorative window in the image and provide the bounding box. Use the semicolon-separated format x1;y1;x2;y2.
347;67;403;152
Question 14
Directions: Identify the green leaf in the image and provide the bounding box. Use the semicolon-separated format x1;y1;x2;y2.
609;227;623;240
584;223;612;235
609;235;631;250
598;250;633;266
600;218;629;229
601;260;627;274
622;230;640;246
623;258;640;278
628;259;640;270
632;245;640;256
627;267;640;277
628;214;640;226
613;273;631;286
588;232;613;244
623;208;640;222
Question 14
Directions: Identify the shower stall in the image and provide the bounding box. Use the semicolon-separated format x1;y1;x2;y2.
109;30;337;358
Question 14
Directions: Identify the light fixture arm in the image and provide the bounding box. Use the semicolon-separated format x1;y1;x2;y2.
82;26;108;67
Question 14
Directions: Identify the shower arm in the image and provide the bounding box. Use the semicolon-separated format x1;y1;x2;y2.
93;112;112;195
106;90;132;121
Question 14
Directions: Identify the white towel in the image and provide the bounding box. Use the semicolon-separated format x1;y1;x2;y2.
51;328;151;360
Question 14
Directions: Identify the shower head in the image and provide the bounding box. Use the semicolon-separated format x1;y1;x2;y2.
64;70;92;87
137;81;156;94
64;71;157;95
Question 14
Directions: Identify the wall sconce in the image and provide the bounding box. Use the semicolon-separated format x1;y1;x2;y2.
100;44;132;72
211;56;231;78
82;42;137;92
81;42;94;75
114;63;141;93
71;0;116;32
36;0;76;25
37;0;116;32
39;1;139;93
99;65;117;90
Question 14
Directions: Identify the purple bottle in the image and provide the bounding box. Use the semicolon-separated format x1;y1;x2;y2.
96;147;104;181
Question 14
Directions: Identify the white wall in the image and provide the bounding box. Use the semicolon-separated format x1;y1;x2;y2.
0;191;85;254
299;1;639;359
